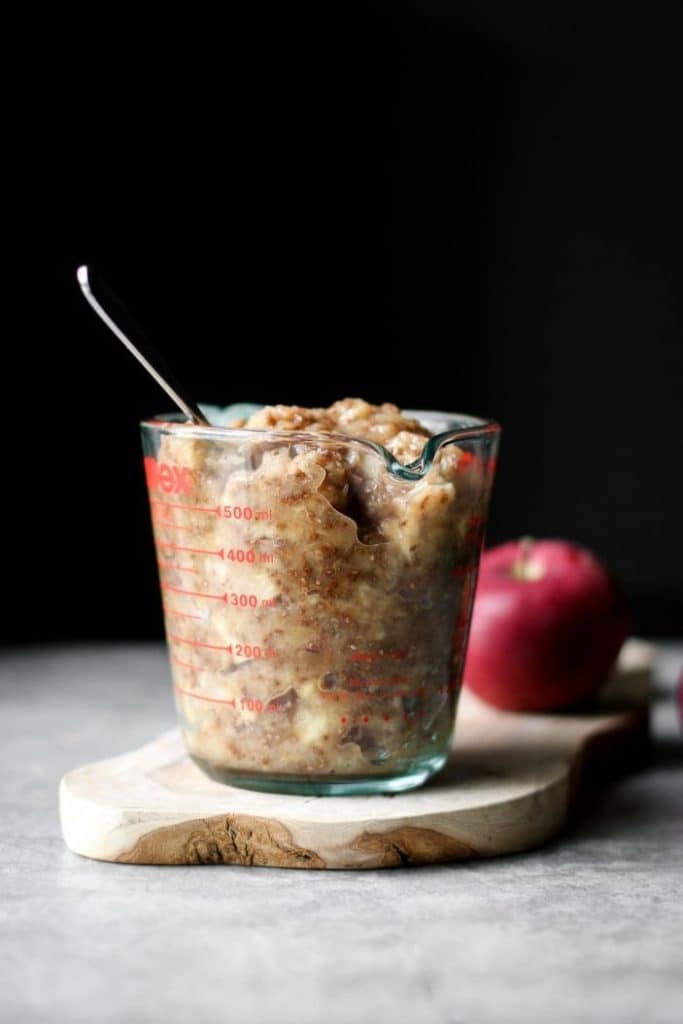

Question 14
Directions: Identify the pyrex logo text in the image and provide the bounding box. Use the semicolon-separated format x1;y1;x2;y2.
144;456;195;495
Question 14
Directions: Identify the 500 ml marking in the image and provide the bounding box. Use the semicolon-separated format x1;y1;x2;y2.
222;505;272;522
150;498;273;521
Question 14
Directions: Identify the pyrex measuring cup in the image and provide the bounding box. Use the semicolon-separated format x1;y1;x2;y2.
141;409;500;794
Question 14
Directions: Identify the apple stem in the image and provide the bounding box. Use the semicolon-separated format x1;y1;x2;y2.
512;536;535;580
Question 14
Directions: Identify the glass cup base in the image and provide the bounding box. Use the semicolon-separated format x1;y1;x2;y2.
191;753;448;796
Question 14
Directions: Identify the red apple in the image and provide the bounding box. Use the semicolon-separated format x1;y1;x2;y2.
463;539;630;711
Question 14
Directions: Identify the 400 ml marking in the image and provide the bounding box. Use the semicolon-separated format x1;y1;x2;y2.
156;542;274;564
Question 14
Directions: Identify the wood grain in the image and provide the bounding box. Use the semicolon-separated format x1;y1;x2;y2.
59;639;652;869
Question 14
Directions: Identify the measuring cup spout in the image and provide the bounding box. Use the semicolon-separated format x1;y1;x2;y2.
372;411;501;482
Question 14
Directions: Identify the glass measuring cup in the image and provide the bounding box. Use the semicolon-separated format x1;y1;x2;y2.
141;409;500;795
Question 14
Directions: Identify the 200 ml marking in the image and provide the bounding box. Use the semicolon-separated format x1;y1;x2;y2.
168;632;278;659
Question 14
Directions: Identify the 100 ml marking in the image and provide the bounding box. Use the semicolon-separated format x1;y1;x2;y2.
173;684;287;713
172;685;429;725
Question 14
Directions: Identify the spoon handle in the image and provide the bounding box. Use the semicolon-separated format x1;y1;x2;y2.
76;266;210;426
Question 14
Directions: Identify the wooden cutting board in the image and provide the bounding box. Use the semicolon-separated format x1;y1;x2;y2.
59;640;652;869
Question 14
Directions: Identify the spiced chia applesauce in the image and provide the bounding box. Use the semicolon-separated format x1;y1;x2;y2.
141;399;500;794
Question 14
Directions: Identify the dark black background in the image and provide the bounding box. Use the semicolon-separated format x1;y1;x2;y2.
5;2;682;643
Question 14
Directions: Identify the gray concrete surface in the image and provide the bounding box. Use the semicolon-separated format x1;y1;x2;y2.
0;643;681;1024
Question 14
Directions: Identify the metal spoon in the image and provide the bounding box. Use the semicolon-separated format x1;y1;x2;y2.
76;265;210;426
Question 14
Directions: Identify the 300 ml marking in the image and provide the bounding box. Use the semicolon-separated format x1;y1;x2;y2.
160;581;276;607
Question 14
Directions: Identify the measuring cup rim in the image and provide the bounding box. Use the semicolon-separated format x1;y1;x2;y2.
141;408;501;482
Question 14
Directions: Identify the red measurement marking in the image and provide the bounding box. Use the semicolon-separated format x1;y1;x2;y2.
168;632;230;653
234;643;278;659
173;683;236;708
152;514;194;533
222;505;272;521
227;548;262;565
163;607;205;621
161;582;227;602
350;650;407;663
157;541;225;559
157;560;197;574
340;712;411;726
326;688;424;704
349;674;405;687
150;498;220;515
171;654;203;672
